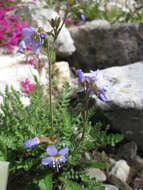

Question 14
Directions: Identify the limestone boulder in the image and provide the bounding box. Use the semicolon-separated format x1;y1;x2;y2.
94;62;143;150
69;20;143;70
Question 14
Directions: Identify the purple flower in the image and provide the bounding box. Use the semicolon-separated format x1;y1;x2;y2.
18;40;26;53
40;33;46;39
42;145;69;171
80;14;86;22
24;137;40;148
18;27;45;54
22;27;35;45
77;69;109;102
76;69;85;83
97;90;107;102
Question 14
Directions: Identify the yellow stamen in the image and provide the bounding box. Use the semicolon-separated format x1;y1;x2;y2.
36;137;40;144
53;155;60;161
98;79;102;84
32;31;39;41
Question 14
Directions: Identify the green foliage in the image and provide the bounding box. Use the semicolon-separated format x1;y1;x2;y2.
0;82;51;173
91;122;124;147
0;80;123;189
61;170;105;190
46;0;143;24
60;177;84;190
86;161;108;170
39;172;53;190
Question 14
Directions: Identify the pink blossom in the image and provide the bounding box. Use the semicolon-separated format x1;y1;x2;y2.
21;79;36;95
29;58;35;65
0;2;28;52
38;58;41;65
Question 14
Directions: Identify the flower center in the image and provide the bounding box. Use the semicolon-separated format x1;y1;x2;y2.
32;31;39;41
53;154;60;161
98;79;102;84
36;137;40;144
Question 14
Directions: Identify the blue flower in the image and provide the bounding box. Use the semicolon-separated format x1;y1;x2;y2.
22;27;35;45
80;14;86;22
18;40;26;53
18;27;45;54
97;90;107;102
42;145;69;171
24;137;40;148
76;69;85;83
77;69;109;102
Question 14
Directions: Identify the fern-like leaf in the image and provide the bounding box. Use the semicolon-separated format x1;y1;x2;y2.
39;172;53;190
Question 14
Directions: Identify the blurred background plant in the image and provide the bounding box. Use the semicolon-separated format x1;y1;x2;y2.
1;0;143;54
43;0;143;24
0;0;28;53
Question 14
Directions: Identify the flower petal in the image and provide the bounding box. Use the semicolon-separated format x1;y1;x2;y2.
59;155;67;163
41;157;53;166
76;69;85;82
19;40;26;49
22;27;35;45
80;14;86;22
32;35;42;54
98;90;107;102
46;145;57;156
24;137;39;148
58;147;69;156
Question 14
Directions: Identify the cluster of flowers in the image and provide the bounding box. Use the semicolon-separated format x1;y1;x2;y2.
77;69;109;102
64;14;85;27
18;27;45;55
24;137;69;172
19;27;46;95
21;78;36;95
20;26;69;171
0;0;28;52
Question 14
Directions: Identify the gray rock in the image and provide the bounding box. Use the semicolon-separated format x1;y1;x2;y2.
104;184;119;190
85;168;107;182
109;160;130;182
94;62;143;151
117;141;138;161
134;178;143;190
69;20;143;70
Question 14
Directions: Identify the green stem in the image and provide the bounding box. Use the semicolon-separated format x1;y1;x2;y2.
47;46;53;131
46;3;70;131
78;90;89;144
71;90;89;154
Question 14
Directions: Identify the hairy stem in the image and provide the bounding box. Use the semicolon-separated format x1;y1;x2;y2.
71;90;89;154
47;45;53;131
78;90;89;144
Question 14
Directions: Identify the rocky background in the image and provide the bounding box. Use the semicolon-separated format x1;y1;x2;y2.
1;0;143;189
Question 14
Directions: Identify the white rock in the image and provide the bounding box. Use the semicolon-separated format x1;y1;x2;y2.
0;54;47;92
20;96;31;107
0;161;9;190
0;54;47;108
109;160;130;182
86;168;107;182
53;61;78;93
104;184;119;190
94;62;143;151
